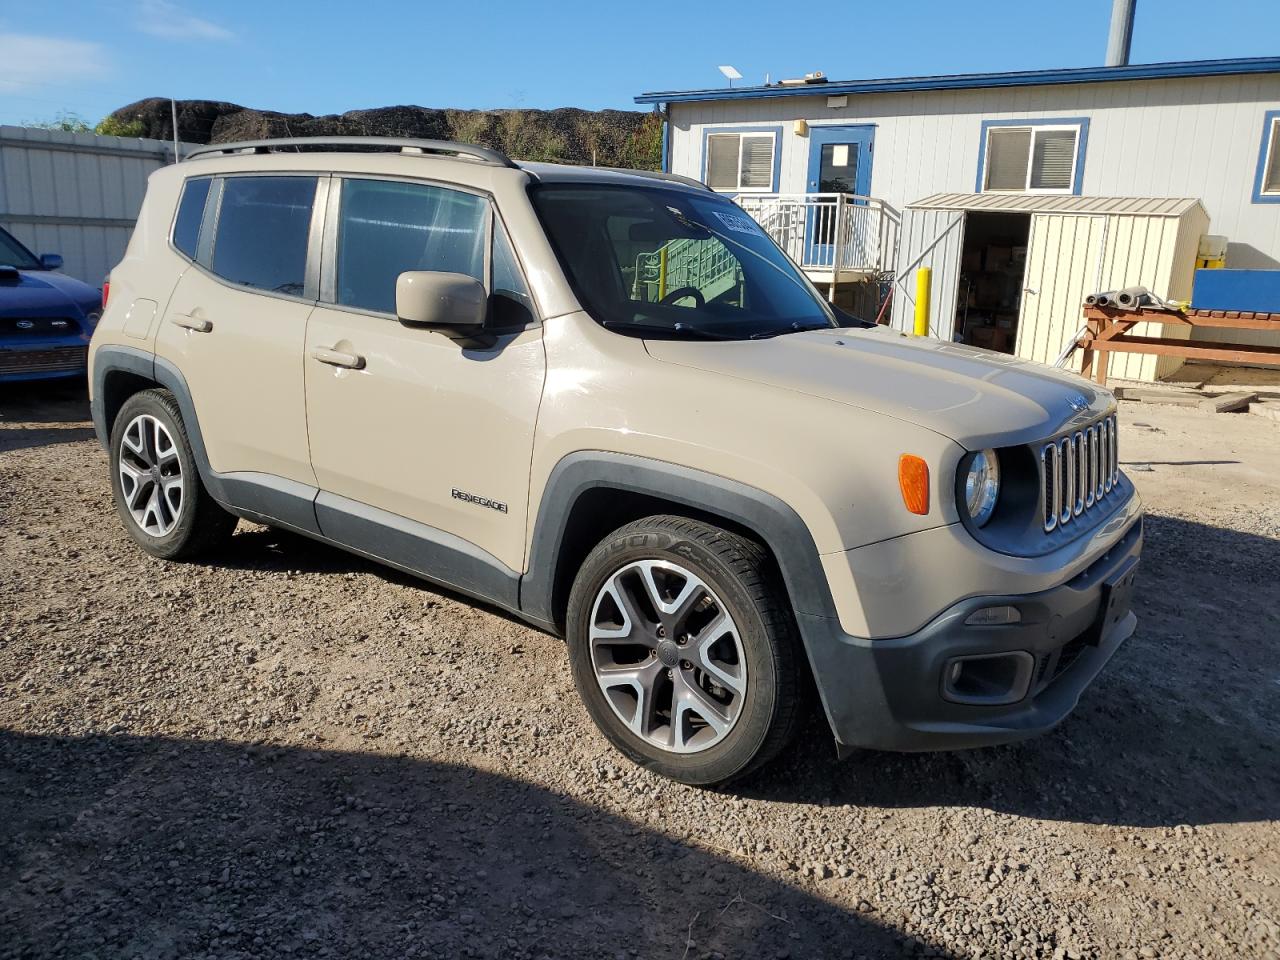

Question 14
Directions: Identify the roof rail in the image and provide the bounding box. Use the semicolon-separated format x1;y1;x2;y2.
183;136;518;168
591;166;715;193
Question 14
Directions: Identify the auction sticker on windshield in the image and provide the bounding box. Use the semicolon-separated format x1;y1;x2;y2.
711;210;760;235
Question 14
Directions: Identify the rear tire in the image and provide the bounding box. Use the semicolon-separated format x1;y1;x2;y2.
108;388;236;560
566;515;806;787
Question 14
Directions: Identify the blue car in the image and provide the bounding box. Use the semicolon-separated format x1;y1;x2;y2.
0;226;102;382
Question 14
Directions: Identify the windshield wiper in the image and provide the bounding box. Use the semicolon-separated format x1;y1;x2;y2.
602;320;740;341
748;321;835;340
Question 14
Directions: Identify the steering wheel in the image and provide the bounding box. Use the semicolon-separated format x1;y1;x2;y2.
658;286;705;308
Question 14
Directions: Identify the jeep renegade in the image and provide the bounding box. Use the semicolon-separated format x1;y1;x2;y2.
89;138;1143;786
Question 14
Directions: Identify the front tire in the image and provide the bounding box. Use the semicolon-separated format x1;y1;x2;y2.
566;515;806;787
109;389;236;560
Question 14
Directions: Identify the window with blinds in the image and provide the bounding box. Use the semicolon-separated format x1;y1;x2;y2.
705;132;776;192
1263;117;1280;196
982;124;1081;194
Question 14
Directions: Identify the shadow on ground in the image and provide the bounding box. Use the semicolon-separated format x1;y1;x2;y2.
0;732;923;960
748;514;1280;830
0;380;95;454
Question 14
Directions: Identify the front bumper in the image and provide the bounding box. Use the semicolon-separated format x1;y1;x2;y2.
799;512;1143;753
0;337;90;382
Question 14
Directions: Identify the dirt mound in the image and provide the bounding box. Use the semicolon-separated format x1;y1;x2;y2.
106;98;662;169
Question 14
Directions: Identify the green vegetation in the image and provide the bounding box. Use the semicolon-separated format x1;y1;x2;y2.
94;116;148;138
24;112;93;133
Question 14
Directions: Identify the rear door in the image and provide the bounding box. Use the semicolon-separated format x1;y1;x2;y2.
156;174;323;492
303;176;545;587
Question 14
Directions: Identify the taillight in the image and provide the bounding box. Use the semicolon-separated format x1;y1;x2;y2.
102;279;110;309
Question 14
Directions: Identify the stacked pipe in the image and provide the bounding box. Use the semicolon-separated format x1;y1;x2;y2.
1084;286;1153;311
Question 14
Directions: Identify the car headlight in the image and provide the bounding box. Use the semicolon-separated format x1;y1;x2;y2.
964;449;1001;526
84;309;102;328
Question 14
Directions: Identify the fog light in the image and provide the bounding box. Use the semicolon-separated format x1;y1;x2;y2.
941;651;1034;705
965;605;1022;626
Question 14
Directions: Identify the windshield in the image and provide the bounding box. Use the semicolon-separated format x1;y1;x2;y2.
0;228;40;270
530;183;836;340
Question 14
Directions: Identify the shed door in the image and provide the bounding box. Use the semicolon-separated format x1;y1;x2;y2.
1015;214;1105;371
890;207;965;338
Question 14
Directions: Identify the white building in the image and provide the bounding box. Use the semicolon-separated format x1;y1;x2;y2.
637;57;1280;378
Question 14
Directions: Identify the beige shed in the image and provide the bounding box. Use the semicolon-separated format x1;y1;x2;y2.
892;193;1209;382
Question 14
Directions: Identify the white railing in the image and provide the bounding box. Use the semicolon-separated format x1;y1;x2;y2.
633;236;741;302
733;193;899;277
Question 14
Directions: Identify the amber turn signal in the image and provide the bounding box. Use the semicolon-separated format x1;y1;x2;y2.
898;455;930;515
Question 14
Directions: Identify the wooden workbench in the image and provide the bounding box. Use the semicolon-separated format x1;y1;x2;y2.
1078;305;1280;385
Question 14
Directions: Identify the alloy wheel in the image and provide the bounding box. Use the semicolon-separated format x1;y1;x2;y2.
588;559;747;754
118;414;184;537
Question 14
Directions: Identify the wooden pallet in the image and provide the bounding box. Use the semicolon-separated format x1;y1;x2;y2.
1078;306;1280;386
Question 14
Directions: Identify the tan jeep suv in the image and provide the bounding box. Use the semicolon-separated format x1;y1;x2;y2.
89;137;1143;786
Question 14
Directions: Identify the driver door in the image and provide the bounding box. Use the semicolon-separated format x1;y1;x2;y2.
303;177;545;590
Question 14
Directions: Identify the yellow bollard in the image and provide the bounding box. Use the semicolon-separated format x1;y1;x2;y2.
658;247;669;301
914;267;931;337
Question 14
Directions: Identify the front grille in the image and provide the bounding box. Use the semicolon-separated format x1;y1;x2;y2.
0;316;80;336
0;345;88;375
1039;414;1120;533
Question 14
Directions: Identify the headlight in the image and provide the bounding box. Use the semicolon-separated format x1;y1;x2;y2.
84;309;102;328
964;449;1001;526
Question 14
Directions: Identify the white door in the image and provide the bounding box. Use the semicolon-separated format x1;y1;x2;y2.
890;208;965;338
1015;214;1105;371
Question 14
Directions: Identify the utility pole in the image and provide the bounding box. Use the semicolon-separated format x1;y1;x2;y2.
170;98;181;162
1105;0;1137;67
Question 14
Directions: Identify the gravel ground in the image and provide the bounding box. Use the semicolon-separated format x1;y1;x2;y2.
1;380;1278;960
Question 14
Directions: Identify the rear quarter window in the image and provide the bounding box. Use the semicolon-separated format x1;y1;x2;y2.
210;176;317;296
172;177;211;260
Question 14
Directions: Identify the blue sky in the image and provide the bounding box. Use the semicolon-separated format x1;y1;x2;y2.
1;0;1278;127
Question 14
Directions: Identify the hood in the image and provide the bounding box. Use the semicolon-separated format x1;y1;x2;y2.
0;269;100;318
644;326;1112;449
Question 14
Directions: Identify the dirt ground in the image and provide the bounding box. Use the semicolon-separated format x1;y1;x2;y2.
1;379;1277;960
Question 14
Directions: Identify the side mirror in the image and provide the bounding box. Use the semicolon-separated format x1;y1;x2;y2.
40;253;63;271
396;271;486;335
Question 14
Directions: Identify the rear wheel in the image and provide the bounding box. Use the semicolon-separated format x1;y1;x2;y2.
109;389;236;560
566;515;806;786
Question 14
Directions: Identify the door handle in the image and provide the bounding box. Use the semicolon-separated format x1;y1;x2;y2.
170;314;212;333
310;346;365;370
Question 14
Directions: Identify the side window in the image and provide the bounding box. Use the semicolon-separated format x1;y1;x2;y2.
491;220;535;327
172;177;211;260
336;178;487;315
210;176;316;296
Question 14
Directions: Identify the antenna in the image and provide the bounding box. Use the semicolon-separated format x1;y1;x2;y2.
718;65;743;88
170;98;181;162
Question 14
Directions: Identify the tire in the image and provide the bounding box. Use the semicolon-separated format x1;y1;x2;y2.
565;515;807;787
108;388;236;561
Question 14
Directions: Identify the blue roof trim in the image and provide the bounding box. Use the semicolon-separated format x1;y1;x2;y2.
635;56;1280;104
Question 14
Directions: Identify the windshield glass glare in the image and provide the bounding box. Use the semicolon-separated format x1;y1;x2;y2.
531;184;835;340
0;228;40;270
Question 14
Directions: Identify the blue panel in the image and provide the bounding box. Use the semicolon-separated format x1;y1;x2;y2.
1192;269;1280;313
635;56;1280;105
974;117;1090;196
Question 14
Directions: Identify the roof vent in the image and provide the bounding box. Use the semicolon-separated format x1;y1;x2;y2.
778;71;828;86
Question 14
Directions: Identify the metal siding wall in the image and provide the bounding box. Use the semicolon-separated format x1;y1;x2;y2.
0;126;188;288
667;74;1280;276
890;207;964;336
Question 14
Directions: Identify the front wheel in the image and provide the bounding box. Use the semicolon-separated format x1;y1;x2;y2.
565;515;807;786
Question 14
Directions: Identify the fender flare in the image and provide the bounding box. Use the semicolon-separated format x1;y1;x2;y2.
519;451;840;627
